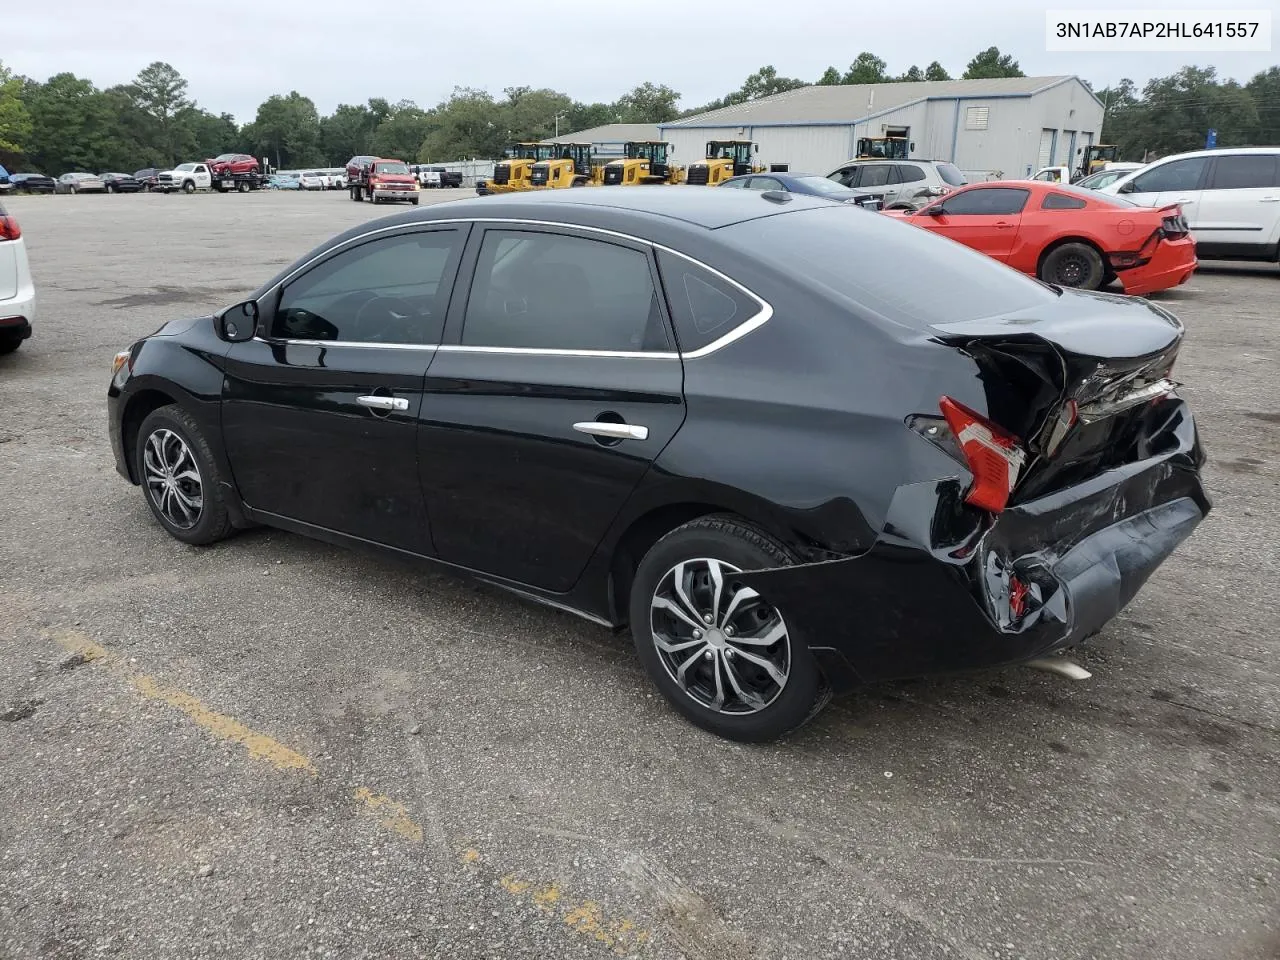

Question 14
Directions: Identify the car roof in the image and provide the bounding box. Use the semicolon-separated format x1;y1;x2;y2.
418;186;839;229
1146;146;1280;161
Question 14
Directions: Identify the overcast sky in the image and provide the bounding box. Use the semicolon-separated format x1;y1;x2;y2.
7;0;1276;123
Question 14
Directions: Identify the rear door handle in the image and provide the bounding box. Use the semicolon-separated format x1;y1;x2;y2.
356;395;408;412
573;421;649;441
1260;196;1280;202
994;220;1013;228
1173;198;1196;204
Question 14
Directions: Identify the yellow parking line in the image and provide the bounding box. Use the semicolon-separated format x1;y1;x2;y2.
46;629;648;953
352;786;425;842
131;674;317;774
461;848;652;955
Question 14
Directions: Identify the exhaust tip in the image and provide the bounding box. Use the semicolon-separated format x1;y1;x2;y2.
1024;656;1092;681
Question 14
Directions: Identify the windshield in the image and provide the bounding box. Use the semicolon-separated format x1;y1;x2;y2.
175;164;196;172
724;206;1055;331
214;154;237;161
374;161;409;175
794;176;850;196
1077;170;1123;189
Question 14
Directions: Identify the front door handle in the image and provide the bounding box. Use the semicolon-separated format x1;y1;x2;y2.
573;421;649;441
993;220;1013;228
1173;197;1196;204
1260;196;1280;202
356;395;409;412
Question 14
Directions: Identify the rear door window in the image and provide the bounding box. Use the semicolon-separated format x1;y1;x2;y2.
935;162;967;186
858;165;894;187
896;164;927;183
1207;154;1280;190
462;229;671;353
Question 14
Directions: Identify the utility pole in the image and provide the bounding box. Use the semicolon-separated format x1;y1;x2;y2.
552;112;566;138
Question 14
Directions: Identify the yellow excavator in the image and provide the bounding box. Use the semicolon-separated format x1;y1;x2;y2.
602;141;685;185
685;141;762;185
487;142;559;194
856;136;911;160
528;143;606;189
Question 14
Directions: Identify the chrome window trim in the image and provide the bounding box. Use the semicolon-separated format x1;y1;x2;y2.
266;217;774;359
252;337;438;352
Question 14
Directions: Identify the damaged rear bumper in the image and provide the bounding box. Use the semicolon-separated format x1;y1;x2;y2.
736;398;1209;690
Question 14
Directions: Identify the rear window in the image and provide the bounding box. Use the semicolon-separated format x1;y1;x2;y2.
935;162;966;186
1052;182;1136;208
723;206;1055;331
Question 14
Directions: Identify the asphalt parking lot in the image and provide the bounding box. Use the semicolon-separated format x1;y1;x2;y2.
1;189;1277;960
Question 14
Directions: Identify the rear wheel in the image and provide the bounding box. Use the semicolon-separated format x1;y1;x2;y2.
238;180;250;193
134;406;234;546
629;516;828;741
0;335;23;355
1040;242;1105;289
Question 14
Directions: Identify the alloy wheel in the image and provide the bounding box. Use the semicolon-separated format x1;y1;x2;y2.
142;428;203;529
650;558;791;715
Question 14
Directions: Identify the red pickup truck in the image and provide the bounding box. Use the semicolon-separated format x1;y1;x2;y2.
346;157;419;205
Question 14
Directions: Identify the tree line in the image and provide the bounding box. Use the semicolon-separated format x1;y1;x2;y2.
1;53;1277;177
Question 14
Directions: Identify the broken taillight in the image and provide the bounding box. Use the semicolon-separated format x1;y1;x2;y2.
938;396;1028;513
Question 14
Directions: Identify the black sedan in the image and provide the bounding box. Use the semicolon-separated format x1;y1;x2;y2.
719;171;884;209
8;173;56;194
101;172;143;193
106;189;1209;740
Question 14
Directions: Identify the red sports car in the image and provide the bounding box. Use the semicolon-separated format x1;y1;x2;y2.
886;181;1197;296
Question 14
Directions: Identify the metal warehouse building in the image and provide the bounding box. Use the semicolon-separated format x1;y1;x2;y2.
542;123;661;160
658;76;1104;182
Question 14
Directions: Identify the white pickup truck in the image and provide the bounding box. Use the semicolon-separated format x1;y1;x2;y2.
156;163;213;194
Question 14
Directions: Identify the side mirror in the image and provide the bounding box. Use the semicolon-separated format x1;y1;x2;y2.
926;203;945;217
1117;180;1135;194
217;300;259;343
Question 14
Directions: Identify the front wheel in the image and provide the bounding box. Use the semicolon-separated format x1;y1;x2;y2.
0;335;23;355
1040;242;1105;289
629;516;828;741
134;406;235;546
182;180;195;194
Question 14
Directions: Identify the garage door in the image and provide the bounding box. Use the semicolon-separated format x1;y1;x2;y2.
1038;129;1056;170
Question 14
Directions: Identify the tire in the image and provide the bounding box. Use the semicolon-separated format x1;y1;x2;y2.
106;184;116;194
629;515;829;742
0;335;23;355
182;179;195;194
69;185;78;195
1039;242;1105;290
410;198;419;205
238;181;250;193
134;405;235;546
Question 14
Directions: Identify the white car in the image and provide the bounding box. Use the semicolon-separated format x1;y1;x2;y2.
157;163;212;194
299;172;326;191
0;200;36;354
1101;147;1280;262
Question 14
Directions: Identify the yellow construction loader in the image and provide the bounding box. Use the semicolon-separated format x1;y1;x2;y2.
685;141;762;185
602;141;685;185
1081;144;1121;177
527;143;606;188
856;136;911;160
486;142;558;194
